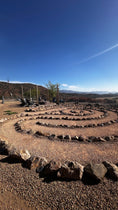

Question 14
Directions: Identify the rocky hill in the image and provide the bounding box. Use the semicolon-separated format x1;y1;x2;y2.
0;82;48;99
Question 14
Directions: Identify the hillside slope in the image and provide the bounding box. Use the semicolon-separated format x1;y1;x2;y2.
0;82;48;99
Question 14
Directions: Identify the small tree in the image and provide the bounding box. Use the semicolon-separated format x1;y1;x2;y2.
46;81;59;102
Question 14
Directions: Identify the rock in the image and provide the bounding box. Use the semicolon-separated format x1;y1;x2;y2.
57;161;84;180
0;139;9;154
25;156;47;170
36;122;42;125
0;139;8;147
88;136;97;142
97;137;106;142
25;156;40;169
104;136;112;141
64;135;71;141
103;161;118;181
78;135;86;141
39;160;61;177
88;124;93;127
20;149;31;161
36;157;48;173
8;148;31;162
48;134;56;140
84;163;107;183
71;136;79;140
57;135;64;140
26;129;33;134
34;131;44;137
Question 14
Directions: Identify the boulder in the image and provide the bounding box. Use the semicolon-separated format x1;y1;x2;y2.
57;161;84;180
39;160;61;177
103;161;118;181
25;156;47;170
0;139;9;154
36;157;48;173
84;163;107;183
20;149;31;161
8;148;31;162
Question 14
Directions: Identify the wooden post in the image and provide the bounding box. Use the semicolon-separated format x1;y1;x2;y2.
56;84;59;104
36;85;39;105
30;88;31;101
21;85;24;99
2;96;4;104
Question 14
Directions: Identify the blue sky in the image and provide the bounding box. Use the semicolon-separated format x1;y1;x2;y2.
0;0;118;92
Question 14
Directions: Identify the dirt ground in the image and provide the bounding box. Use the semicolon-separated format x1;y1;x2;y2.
0;100;118;209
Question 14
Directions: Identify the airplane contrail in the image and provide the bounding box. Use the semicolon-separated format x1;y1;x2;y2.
78;43;118;64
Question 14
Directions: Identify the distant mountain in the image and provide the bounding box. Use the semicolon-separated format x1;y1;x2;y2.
0;81;48;99
60;89;118;95
60;90;79;93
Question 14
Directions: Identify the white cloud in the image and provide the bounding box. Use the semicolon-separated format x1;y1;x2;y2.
61;84;68;87
61;84;81;91
10;81;27;84
60;83;118;92
67;85;80;91
0;80;37;84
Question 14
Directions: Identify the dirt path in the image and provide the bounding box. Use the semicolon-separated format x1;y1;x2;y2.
0;117;118;164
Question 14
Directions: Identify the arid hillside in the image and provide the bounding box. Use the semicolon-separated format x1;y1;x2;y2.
0;81;48;99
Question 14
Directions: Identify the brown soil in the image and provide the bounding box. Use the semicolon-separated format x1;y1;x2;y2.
0;100;118;209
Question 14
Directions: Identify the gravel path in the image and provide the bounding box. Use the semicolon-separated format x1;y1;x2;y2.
0;154;118;210
0;117;118;164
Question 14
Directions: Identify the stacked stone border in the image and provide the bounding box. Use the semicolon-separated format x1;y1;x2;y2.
37;110;95;117
35;119;118;129
0;138;118;184
14;116;118;143
0;106;117;144
25;109;107;120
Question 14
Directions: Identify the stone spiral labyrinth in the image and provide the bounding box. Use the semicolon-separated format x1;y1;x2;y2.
1;103;118;163
15;105;118;142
